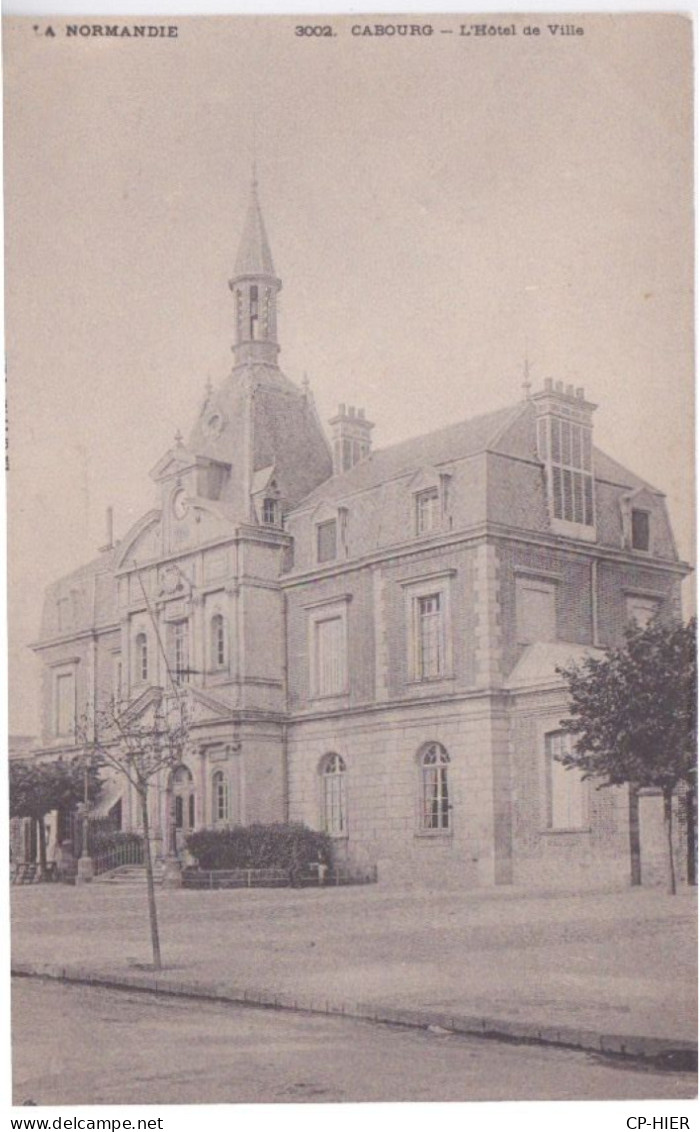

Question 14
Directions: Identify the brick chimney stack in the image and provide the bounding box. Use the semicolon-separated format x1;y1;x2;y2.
329;404;374;475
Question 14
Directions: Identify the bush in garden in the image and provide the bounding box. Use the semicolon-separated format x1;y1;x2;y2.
186;823;332;872
89;828;144;855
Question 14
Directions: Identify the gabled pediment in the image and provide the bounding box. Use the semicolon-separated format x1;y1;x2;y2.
118;685;164;726
310;499;340;524
407;465;450;493
189;686;236;724
150;448;197;484
115;511;162;571
621;486;659;508
250;464;277;497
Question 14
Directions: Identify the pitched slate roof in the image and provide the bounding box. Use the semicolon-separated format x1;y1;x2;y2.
294;398;662;513
188;363;332;516
592;448;661;494
296;402;527;510
39;548;118;639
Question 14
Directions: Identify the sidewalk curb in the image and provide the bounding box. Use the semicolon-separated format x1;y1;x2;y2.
12;960;698;1065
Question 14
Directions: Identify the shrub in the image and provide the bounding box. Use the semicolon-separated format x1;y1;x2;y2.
89;828;144;855
186;823;332;873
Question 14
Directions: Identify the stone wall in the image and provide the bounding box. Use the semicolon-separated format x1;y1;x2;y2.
508;686;633;888
287;695;511;888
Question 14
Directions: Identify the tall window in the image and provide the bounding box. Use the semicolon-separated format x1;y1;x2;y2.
416;594;443;679
540;416;594;526
415;488;440;535
317;519;337;564
314;615;346;697
113;655;123;704
57;596;71;633
631;509;650;551
262;498;278;526
211;614;226;669
419;742;451;831
321;753;347;836
55;672;75;738
516;579;556;644
626;596;659;628
545;731;586;830
173;620;190;684
249;284;259;339
212;771;229;823
135;633;148;684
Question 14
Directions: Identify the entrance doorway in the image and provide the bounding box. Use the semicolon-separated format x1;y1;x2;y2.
169;765;195;854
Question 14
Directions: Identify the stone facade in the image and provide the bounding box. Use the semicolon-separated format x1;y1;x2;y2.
28;181;692;889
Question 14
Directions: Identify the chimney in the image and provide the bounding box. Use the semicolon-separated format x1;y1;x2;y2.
329;404;374;475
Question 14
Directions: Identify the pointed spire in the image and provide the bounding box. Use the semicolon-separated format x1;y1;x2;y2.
234;167;276;278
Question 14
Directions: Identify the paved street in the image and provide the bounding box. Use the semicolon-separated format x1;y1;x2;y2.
11;883;697;1042
12;978;697;1105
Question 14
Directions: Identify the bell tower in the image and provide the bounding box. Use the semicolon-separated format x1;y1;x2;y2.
229;171;282;367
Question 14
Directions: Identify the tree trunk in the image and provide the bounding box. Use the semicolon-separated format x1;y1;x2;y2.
663;788;677;896
685;785;697;886
628;786;641;886
139;785;162;969
37;815;48;879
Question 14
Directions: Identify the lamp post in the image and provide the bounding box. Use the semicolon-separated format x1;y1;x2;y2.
75;759;94;884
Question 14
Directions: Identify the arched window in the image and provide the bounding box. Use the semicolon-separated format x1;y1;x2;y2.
211;614;226;669
321;753;347;836
135;633;148;683
419;742;451;831
212;770;229;823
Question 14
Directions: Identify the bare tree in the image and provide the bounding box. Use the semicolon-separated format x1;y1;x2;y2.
78;689;189;969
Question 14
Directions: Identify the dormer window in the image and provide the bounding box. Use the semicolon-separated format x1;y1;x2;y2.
262;498;279;527
534;382;597;541
415;488;440;535
547;418;594;527
317;519;337;564
631;509;650;552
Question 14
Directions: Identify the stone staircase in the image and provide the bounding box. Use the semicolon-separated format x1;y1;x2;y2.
93;862;166;887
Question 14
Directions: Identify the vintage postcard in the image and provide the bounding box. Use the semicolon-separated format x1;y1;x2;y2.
4;10;696;1113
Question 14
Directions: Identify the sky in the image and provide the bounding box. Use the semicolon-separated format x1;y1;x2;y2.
4;12;694;734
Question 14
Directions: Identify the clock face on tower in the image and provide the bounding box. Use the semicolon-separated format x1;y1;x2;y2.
172;489;188;520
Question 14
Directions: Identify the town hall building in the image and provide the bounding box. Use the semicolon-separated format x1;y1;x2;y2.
27;177;691;889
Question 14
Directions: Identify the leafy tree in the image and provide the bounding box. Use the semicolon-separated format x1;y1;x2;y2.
557;617;696;894
9;756;101;875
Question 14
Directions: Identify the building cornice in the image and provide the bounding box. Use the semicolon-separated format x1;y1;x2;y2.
281;520;691;589
113;527;290;579
30;623;120;653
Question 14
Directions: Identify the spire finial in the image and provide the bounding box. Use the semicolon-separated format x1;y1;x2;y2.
174;429;184;448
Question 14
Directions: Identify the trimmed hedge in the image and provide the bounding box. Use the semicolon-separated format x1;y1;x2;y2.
186;823;332;873
89;829;144;855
